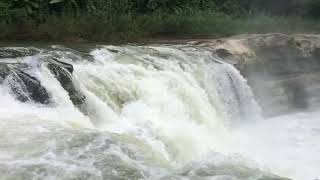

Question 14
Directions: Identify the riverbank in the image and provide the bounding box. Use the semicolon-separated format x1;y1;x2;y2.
1;13;320;44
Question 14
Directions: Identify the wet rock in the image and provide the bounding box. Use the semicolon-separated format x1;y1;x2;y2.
197;33;320;117
216;48;233;59
46;45;95;62
0;63;50;104
0;47;40;58
0;46;85;107
47;63;85;106
50;57;74;73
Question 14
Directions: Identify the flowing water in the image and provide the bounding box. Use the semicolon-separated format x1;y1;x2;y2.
0;45;318;180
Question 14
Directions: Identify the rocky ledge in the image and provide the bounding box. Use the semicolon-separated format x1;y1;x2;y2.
193;33;320;117
0;47;85;107
2;34;320;118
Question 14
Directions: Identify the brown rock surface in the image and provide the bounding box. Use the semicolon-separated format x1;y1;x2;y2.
193;33;320;117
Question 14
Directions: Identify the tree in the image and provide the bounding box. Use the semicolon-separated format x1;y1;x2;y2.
305;0;320;18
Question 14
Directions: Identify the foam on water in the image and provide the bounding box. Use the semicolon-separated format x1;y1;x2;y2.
0;45;318;180
229;111;320;180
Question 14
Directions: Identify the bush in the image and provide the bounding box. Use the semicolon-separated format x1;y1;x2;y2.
1;0;320;42
305;0;320;19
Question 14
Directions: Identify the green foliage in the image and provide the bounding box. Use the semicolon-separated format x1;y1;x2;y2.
0;1;10;19
2;0;318;22
216;0;245;17
305;0;320;18
0;0;242;22
0;0;39;22
1;0;320;42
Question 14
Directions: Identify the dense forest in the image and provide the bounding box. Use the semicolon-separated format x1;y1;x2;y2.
1;0;320;42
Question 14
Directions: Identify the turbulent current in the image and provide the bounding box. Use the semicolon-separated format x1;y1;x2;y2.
0;45;318;180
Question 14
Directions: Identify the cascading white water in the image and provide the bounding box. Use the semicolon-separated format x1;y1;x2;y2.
0;45;318;180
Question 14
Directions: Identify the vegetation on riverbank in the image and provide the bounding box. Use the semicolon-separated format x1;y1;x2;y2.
1;0;320;43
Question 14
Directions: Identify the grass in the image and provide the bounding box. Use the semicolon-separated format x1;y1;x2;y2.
1;11;320;43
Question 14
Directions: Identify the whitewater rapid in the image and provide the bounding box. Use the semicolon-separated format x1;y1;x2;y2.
0;45;318;180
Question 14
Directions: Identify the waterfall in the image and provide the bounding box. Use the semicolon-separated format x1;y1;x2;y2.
0;45;293;180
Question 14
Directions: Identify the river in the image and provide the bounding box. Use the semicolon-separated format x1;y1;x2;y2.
0;44;318;180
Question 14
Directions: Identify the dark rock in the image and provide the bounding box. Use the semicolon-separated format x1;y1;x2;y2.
51;58;74;74
0;63;11;82
0;47;40;58
216;48;233;59
18;70;50;104
0;63;50;104
47;63;85;106
0;47;86;107
46;45;94;62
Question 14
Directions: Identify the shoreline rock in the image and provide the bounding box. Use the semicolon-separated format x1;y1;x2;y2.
194;33;320;117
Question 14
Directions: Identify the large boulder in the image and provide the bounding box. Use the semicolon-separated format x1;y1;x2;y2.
194;34;320;117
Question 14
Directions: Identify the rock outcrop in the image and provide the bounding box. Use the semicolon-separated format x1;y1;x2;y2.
0;47;40;58
0;47;85;107
0;63;50;104
3;35;320;118
47;62;85;106
194;33;320;117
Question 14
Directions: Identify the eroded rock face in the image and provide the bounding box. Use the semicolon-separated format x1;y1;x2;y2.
0;63;50;104
47;63;85;106
196;33;320;117
0;47;85;107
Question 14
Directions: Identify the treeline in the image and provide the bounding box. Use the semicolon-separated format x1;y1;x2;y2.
1;0;320;22
1;0;320;42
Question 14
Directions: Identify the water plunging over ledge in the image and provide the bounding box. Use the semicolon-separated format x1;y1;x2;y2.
0;44;318;180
